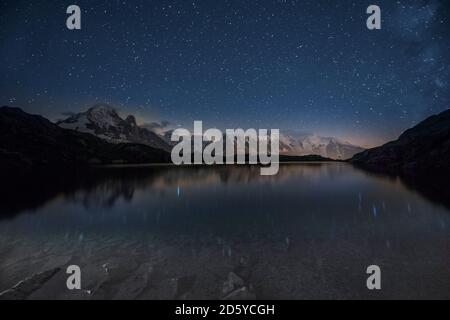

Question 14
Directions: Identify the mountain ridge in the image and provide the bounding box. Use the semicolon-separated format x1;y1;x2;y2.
57;104;171;151
0;106;170;172
58;104;365;160
279;131;365;160
351;109;450;174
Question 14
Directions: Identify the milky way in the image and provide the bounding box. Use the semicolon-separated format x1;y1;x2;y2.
0;0;449;146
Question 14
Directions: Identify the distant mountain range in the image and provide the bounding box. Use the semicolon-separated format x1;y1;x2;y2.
4;104;448;173
351;109;450;174
57;104;171;151
279;132;365;160
0;106;170;171
57;104;365;160
0;106;340;172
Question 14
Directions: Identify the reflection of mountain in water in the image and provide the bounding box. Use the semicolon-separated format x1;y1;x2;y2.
0;164;330;217
397;173;450;210
349;167;450;211
2;163;450;300
1;163;449;220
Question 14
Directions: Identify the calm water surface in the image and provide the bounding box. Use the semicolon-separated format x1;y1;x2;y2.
0;163;449;299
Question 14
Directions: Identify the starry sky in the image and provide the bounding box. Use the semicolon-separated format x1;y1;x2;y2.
1;0;449;147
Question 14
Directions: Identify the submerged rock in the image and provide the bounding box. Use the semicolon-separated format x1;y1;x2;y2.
222;286;256;300
175;275;196;299
0;267;60;300
222;272;244;296
158;278;179;299
113;263;154;299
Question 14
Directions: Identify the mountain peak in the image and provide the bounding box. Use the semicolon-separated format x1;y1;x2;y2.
125;115;137;126
58;104;170;151
279;132;364;160
88;103;116;113
84;104;121;129
0;107;170;171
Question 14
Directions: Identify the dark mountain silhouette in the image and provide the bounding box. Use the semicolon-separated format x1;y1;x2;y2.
0;106;170;172
351;109;450;174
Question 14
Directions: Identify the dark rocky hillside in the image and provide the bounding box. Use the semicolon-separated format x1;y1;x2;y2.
0;107;170;172
351;109;450;174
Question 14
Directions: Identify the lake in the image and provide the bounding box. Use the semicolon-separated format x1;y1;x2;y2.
0;163;449;299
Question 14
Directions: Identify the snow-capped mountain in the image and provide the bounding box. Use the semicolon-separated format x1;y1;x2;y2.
163;129;364;160
57;104;171;151
279;132;365;160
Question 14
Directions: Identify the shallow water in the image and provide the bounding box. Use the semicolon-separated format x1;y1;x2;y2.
0;163;449;299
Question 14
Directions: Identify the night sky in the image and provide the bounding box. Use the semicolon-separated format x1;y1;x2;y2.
1;0;449;147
